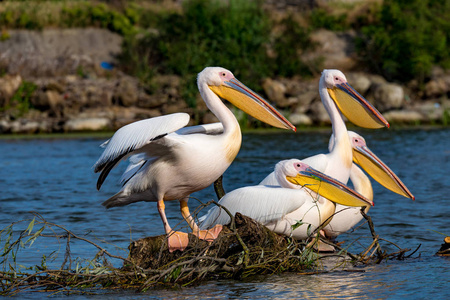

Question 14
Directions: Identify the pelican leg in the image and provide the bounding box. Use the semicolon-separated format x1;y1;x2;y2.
307;230;335;252
157;199;189;252
179;198;222;241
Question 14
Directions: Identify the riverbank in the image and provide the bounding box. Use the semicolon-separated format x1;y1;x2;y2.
0;1;449;133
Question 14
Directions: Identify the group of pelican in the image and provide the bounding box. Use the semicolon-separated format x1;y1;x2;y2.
94;67;414;252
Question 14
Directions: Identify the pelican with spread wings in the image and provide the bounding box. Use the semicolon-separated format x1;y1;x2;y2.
94;67;295;252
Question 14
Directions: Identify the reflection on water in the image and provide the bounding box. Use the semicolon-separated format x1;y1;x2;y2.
0;128;449;298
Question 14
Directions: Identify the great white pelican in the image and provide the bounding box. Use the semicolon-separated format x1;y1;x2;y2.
323;131;414;238
93;67;295;252
260;69;389;188
199;159;373;240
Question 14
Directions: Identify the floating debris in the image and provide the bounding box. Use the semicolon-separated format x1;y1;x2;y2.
436;237;450;256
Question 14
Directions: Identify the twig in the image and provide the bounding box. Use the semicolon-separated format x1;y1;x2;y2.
31;213;132;265
213;175;226;200
360;208;383;259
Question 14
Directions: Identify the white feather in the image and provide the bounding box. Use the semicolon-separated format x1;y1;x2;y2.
199;185;307;229
93;113;189;171
175;122;224;136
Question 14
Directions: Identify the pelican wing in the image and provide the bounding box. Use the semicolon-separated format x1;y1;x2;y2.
94;113;190;189
175;122;224;136
199;186;306;229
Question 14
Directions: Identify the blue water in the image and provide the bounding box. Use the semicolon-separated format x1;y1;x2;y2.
0;127;449;299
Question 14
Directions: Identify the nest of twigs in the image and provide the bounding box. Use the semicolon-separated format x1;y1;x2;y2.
0;210;420;296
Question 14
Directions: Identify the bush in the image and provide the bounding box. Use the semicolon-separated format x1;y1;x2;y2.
273;14;315;78
120;0;315;107
309;8;349;31
61;2;134;35
356;0;450;83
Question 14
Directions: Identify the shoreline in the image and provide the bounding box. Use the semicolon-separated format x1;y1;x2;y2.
1;124;447;140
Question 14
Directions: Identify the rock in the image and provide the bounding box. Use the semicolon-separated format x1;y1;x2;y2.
413;101;449;122
262;78;287;107
46;80;66;93
309;99;331;124
0;119;11;133
10;120;40;134
0;29;122;78
114;76;139;107
32;90;63;112
425;76;450;98
137;92;167;109
64;117;111;132
383;110;425;124
0;74;22;106
346;73;371;95
295;90;318;113
164;101;189;114
301;29;358;72
373;83;405;111
289;112;313;126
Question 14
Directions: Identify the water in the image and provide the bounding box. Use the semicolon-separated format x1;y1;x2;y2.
1;128;449;299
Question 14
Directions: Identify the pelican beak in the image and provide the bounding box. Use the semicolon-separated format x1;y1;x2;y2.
209;78;296;131
327;83;389;129
286;167;373;207
352;146;415;200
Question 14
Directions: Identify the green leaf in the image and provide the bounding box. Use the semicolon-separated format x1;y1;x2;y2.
26;217;35;235
291;220;304;230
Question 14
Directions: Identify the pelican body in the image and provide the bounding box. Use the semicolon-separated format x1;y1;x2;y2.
94;67;295;252
199;159;373;240
260;69;389;187
323;132;414;238
253;69;388;243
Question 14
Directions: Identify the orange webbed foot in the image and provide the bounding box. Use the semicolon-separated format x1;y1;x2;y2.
167;231;189;252
193;224;223;242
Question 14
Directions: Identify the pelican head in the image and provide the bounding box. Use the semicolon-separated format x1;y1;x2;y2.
278;159;373;207
200;67;296;131
322;69;389;129
347;131;415;200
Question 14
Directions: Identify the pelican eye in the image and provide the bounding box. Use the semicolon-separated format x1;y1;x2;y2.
296;164;301;167
221;72;226;77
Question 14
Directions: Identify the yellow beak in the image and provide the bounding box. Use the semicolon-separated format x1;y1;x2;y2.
328;83;389;129
209;78;296;131
352;146;415;200
286;167;374;207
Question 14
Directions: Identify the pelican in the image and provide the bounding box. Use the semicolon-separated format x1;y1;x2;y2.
94;67;295;252
323;131;415;238
199;159;374;241
259;69;389;188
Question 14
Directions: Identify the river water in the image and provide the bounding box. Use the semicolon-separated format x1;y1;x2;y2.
0;127;449;299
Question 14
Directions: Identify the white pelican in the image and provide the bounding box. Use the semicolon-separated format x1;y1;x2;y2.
323;131;415;238
199;159;373;241
94;67;295;252
259;69;389;187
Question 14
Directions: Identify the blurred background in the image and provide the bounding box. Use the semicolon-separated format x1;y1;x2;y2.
0;0;449;134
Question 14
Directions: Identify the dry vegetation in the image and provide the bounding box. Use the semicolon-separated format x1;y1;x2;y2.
1;207;420;296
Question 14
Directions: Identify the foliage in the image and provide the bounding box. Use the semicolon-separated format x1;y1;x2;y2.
272;14;316;78
356;0;450;83
119;0;315;107
309;8;349;31
60;2;135;35
121;0;272;107
0;1;137;35
7;81;37;116
0;2;43;30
